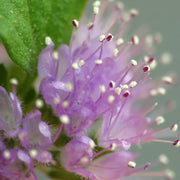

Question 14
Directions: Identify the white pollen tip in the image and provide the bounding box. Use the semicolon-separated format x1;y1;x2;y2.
62;101;69;108
131;35;139;45
93;6;99;15
115;87;122;95
159;154;169;165
170;124;178;132
29;149;38;158
162;76;173;84
116;38;124;46
66;83;74;91
109;80;115;88
108;95;115;103
52;51;58;60
155;116;165;125
130;59;138;66
78;60;85;67
157;87;166;95
89;140;96;149
99;34;106;42
80;156;89;165
45;36;53;45
72;62;79;70
129;81;137;88
99;85;106;93
10;78;18;86
111;143;116;151
35;99;44;109
60;115;70;124
130;8;139;17
160;53;172;65
95;59;103;65
107;33;114;41
165;169;175;179
93;1;101;7
72;19;79;28
150;89;158;97
128;161;136;168
113;48;119;57
53;97;60;104
120;84;129;90
3;150;11;159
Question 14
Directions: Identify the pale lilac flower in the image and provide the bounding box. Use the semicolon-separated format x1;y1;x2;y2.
38;0;178;179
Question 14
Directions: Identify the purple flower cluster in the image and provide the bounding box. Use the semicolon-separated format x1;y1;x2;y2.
37;0;178;179
0;87;52;179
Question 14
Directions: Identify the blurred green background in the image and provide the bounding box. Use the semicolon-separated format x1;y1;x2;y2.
124;0;180;179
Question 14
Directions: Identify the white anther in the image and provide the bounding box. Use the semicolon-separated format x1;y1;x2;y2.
116;38;124;46
95;59;103;65
99;34;106;42
149;60;157;69
171;124;178;132
99;85;106;93
155;116;165;125
162;76;173;84
144;56;149;63
52;51;58;60
109;80;115;88
93;1;101;7
29;149;38;158
150;89;158;96
87;22;94;29
78;60;85;67
3;150;11;159
72;19;79;28
72;62;79;70
107;33;114;41
132;35;139;45
129;81;137;88
80;156;89;165
45;36;53;45
120;84;129;90
66;83;74;91
62;101;69;108
130;59;138;66
10;78;18;86
60;115;70;124
35;99;44;109
115;87;122;95
159;154;169;165
160;53;172;65
145;35;153;46
93;6;99;15
111;143;116;151
116;2;124;10
130;8;139;17
53;97;60;104
113;48;119;57
108;95;115;103
128;161;136;168
157;87;166;95
89;140;96;149
165;169;175;179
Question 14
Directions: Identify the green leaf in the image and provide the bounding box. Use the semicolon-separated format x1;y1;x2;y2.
0;0;88;74
0;64;8;88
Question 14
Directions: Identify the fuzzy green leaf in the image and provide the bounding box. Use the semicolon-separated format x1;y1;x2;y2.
0;0;88;74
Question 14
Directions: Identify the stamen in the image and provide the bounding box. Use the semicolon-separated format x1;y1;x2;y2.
131;35;139;45
80;156;89;165
129;8;139;18
143;65;151;72
99;34;106;42
93;6;99;15
95;59;103;65
123;90;130;97
72;19;79;28
128;161;136;168
109;81;115;88
108;95;115;103
72;62;79;70
3;150;11;159
129;81;137;88
29;149;38;158
173;140;180;147
35;99;44;109
52;51;58;60
87;22;94;29
45;36;53;45
162;76;173;85
155;116;165;125
53;97;60;104
89;140;96;149
62;101;69;108
60;115;70;124
106;33;113;41
170;123;178;132
10;78;18;86
116;38;124;46
78;60;85;67
93;1;101;7
115;87;122;95
150;89;158;97
66;83;74;91
112;48;119;57
157;87;166;95
130;59;138;66
120;84;129;90
99;85;106;93
158;154;169;165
